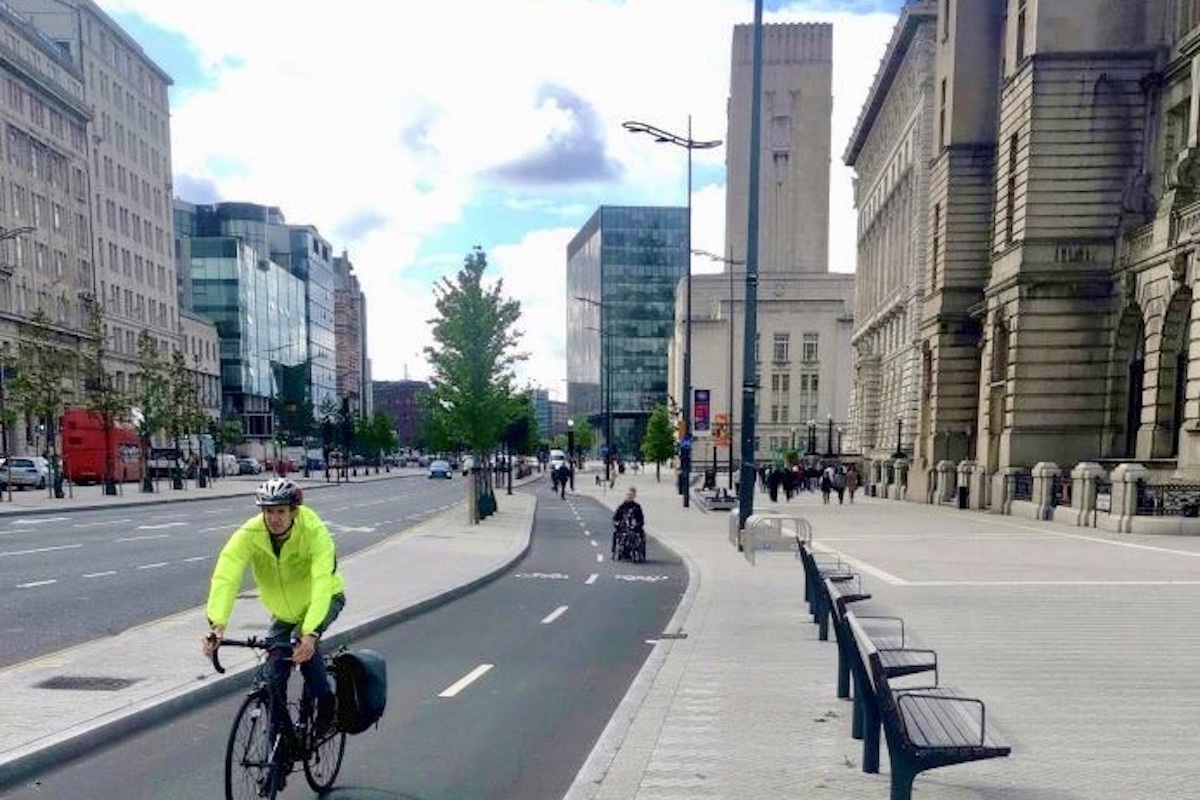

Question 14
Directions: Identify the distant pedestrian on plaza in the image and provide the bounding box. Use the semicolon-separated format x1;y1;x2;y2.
845;465;860;503
820;468;833;505
832;467;846;504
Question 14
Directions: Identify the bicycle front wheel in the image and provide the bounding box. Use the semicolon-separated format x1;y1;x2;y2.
225;693;279;800
303;726;346;792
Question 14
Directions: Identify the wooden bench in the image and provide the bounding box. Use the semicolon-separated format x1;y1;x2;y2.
846;612;1009;798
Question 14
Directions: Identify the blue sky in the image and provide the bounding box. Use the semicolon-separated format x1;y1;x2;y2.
97;0;903;394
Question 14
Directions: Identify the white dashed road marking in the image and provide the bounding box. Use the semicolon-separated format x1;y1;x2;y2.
541;605;569;625
438;664;494;698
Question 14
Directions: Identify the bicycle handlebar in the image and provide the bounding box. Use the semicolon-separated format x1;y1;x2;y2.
207;635;291;675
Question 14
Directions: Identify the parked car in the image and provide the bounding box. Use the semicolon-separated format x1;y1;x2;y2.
0;456;50;490
236;457;263;475
428;459;452;479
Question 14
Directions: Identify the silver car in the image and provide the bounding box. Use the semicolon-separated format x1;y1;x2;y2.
0;457;50;490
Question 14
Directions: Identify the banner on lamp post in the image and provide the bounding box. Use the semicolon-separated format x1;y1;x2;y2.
693;389;711;437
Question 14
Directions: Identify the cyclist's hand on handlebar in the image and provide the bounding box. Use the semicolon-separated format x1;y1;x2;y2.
202;626;224;658
292;633;317;664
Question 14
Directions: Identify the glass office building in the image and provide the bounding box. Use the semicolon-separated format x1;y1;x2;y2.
567;206;687;458
175;202;307;439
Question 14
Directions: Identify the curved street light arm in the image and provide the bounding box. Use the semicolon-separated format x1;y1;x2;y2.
622;120;722;151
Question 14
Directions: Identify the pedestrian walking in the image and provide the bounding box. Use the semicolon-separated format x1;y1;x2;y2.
833;467;846;504
820;468;832;505
845;464;860;503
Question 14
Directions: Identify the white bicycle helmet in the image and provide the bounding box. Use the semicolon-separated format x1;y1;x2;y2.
255;477;303;507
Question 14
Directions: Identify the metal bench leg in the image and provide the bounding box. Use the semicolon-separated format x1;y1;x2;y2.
850;674;865;740
817;599;830;639
862;698;881;774
836;641;851;699
889;763;917;800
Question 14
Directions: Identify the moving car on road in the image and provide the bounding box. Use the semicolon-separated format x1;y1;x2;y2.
428;459;452;479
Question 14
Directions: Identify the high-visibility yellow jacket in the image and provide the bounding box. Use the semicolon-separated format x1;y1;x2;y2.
207;505;345;636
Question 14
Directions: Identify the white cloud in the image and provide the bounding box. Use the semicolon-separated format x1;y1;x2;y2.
98;0;898;397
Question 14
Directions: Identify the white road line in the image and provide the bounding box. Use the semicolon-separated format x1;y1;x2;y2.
133;523;187;531
907;579;1200;587
589;540;598;547
585;573;598;585
596;553;604;563
116;534;170;542
541;605;569;625
10;517;69;526
813;544;908;586
83;571;117;578
17;579;56;588
438;664;494;698
182;556;208;563
72;519;132;528
199;525;229;533
0;543;82;558
137;562;168;570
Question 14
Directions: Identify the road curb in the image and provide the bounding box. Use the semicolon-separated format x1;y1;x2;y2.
0;489;536;793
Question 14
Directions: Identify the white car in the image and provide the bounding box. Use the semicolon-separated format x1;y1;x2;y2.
548;448;566;472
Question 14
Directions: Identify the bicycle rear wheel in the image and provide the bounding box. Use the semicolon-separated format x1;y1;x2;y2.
303;726;346;792
225;693;280;800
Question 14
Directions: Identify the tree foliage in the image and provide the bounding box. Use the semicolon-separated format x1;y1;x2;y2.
641;403;677;480
132;330;170;446
423;247;526;455
502;393;540;455
9;310;78;466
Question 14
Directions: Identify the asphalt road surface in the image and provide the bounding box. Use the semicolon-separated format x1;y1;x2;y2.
0;484;686;799
0;476;462;667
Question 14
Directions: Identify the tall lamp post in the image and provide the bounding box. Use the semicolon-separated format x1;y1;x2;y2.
576;296;613;484
893;416;905;459
738;0;766;530
624;118;721;509
693;248;744;489
826;414;834;457
567;418;576;488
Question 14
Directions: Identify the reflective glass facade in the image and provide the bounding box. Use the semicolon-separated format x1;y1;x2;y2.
567;206;687;456
176;201;307;439
288;227;337;413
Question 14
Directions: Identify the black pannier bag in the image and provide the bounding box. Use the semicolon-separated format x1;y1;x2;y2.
333;648;387;734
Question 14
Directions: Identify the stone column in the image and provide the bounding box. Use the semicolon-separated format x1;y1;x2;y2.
1071;461;1106;527
958;460;980;509
996;466;1023;515
891;458;908;500
935;460;956;504
1031;462;1060;521
1110;462;1150;534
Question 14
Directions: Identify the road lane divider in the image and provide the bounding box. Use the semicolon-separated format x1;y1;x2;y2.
1;543;82;558
541;605;569;625
17;579;56;588
82;571;117;578
438;663;494;698
585;573;598;585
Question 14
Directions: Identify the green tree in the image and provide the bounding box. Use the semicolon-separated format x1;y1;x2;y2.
165;349;207;482
569;415;595;455
78;304;130;493
132;329;170;491
423;246;526;521
502;393;539;456
8;310;78;496
640;403;677;482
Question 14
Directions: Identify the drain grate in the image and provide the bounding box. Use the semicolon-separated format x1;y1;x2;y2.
36;675;140;691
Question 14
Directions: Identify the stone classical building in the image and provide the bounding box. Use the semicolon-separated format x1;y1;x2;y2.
11;0;178;387
845;0;1200;516
685;22;854;472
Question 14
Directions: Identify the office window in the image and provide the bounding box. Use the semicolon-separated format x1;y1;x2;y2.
931;203;941;290
1016;0;1027;62
1005;133;1019;244
802;333;819;362
772;333;790;363
799;371;819;422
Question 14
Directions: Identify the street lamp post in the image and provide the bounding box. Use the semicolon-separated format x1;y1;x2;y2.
807;418;816;455
567;418;576;490
738;0;766;530
826;414;834;457
576;297;613;484
893;416;905;459
693;247;744;490
624;118;721;509
837;426;844;457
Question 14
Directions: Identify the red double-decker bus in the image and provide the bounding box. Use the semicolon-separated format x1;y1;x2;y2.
60;408;144;485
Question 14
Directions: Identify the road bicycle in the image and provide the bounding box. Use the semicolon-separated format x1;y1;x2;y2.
209;636;347;799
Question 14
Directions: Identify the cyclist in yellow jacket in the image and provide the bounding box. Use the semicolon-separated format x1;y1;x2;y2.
202;477;346;734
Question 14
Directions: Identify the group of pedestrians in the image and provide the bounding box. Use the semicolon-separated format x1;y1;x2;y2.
759;462;860;505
